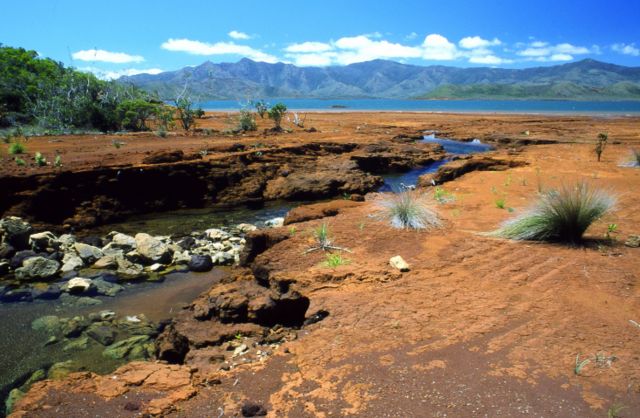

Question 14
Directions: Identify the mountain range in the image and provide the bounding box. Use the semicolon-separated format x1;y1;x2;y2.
120;58;640;100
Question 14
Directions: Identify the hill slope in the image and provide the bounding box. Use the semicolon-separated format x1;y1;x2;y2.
120;59;640;100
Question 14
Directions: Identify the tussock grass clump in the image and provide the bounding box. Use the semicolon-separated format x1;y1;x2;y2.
380;190;441;230
305;223;350;253
323;253;350;268
493;182;615;243
8;142;25;155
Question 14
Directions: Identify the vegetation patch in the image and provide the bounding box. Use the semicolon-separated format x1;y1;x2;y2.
378;190;441;230
492;182;615;243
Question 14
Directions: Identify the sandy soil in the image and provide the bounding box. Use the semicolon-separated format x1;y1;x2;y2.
8;113;640;417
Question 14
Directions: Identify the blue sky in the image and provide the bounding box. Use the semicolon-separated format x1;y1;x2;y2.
1;0;638;79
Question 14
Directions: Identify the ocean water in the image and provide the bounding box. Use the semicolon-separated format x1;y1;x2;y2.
198;98;640;114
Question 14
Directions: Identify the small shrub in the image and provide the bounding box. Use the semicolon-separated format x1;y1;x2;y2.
15;157;26;166
323;253;350;268
495;198;506;209
493;182;615;243
34;152;47;166
608;402;626;418
595;132;608;162
8;142;25;154
156;127;168;138
252;99;268;118
574;354;590;375
112;140;124;149
237;109;257;131
267;103;287;130
379;190;441;230
54;154;62;167
305;223;350;253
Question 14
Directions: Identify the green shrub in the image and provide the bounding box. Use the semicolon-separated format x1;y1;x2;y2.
54;154;62;167
495;198;506;209
267;103;287;130
493;182;615;243
237;109;257;131
14;157;26;166
34;152;47;166
595;132;608;162
323;253;350;267
380;190;441;230
8;142;25;154
252;100;268;118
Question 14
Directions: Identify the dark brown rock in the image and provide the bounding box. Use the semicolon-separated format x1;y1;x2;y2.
142;150;184;164
156;323;190;364
283;199;362;225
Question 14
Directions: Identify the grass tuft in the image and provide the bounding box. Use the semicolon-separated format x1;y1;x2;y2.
379;190;441;230
493;182;615;243
8;142;25;155
323;253;350;268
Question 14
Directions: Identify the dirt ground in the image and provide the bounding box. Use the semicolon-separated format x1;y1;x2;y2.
9;113;640;417
2;112;640;176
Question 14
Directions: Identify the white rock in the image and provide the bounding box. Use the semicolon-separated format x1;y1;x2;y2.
233;344;248;357
57;234;76;248
265;217;284;228
236;223;257;233
109;233;136;251
148;263;164;272
66;277;93;293
204;228;227;241
389;255;410;272
60;253;84;273
74;242;104;263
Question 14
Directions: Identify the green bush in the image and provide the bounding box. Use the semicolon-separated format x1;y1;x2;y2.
380;190;441;230
493;182;615;242
8;142;25;154
252;100;268;118
34;152;46;166
267;103;287;130
237;109;257;131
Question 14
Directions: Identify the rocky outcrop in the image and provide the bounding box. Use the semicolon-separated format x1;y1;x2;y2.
418;156;527;186
0;141;443;230
283;199;362;225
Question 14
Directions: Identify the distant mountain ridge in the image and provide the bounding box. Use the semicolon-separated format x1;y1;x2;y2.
120;58;640;100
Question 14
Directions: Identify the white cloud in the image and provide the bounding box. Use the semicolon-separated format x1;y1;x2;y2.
161;38;278;63
79;67;163;80
72;49;144;64
228;30;250;40
333;35;421;64
517;42;592;61
288;53;335;66
285;41;333;53
422;34;458;60
405;32;418;40
459;36;501;49
469;54;512;65
612;43;639;56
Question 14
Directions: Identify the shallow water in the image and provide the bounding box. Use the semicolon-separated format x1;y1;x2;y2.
0;269;224;412
379;135;493;191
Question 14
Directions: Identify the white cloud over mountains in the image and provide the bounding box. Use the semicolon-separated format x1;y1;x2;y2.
72;49;144;64
161;38;278;63
156;33;604;68
80;67;163;80
612;43;639;56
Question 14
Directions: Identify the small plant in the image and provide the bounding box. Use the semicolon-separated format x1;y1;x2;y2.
605;223;618;240
15;157;26;166
379;190;441;230
267;103;287;130
492;182;615;243
495;198;506;209
252;99;268;118
433;186;454;204
112;140;125;149
574;354;590;375
156;127;168;138
593;352;617;368
342;192;351;200
8;142;25;155
305;223;350;253
289;226;297;236
504;174;512;187
358;221;365;231
54;154;62;167
234;332;243;341
323;253;350;268
237;109;257;131
291;112;306;128
595;132;608;162
34;152;47;166
607;402;626;418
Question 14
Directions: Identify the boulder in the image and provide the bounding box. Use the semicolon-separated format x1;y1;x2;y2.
264;217;285;228
389;255;410;272
134;233;172;264
625;235;640;248
15;256;60;281
63;336;90;352
93;255;118;269
87;323;117;346
29;231;59;252
65;277;94;294
60;253;84;273
93;279;124;296
31;315;62;333
1;288;33;302
57;234;76;248
5;388;25;416
47;360;83;380
155;324;189;364
10;250;37;269
0;216;33;249
109;233;136;251
33;284;62;300
115;256;146;280
103;335;155;360
74;242;104;264
236;223;258;233
0;242;16;259
62;317;88;338
188;254;213;272
204;228;228;241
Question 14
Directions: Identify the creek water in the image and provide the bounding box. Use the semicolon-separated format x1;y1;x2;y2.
379;134;493;191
